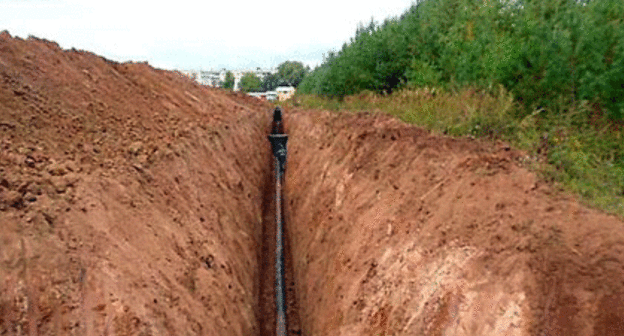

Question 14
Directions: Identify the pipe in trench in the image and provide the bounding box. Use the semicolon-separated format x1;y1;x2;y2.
275;161;287;336
268;107;289;336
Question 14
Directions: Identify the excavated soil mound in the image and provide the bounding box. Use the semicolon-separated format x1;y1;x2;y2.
0;32;273;335
284;109;624;335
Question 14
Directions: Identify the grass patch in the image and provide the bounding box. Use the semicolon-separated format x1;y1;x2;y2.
289;88;624;217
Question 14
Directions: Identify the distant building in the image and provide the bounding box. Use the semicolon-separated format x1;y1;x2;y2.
245;86;295;101
181;67;277;91
276;86;296;101
249;91;278;101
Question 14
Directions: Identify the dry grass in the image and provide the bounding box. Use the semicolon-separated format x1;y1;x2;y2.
289;87;624;217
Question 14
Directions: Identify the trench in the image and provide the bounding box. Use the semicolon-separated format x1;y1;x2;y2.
256;120;302;336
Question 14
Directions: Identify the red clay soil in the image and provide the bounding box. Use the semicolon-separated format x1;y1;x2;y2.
0;32;274;335
3;30;624;336
284;109;624;335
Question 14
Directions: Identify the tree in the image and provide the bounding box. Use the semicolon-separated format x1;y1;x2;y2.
277;61;309;87
261;73;280;92
238;72;262;93
222;71;235;90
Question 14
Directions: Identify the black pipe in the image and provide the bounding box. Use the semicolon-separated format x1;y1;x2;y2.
268;107;288;336
274;160;286;336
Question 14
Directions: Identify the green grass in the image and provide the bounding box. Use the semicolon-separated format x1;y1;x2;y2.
289;88;624;217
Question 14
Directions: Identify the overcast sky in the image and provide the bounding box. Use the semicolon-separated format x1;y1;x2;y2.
2;0;415;71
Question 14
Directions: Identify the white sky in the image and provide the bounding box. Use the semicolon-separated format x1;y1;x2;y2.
1;0;415;71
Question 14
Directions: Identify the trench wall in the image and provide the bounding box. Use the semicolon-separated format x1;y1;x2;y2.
283;108;624;335
0;32;274;335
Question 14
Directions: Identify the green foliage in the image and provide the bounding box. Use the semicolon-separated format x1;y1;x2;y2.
261;73;280;92
406;59;440;87
299;0;624;120
295;0;624;214
222;71;235;90
294;0;624;216
277;61;309;87
238;72;262;93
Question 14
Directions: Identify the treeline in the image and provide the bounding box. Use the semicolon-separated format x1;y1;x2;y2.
299;0;624;120
233;61;309;93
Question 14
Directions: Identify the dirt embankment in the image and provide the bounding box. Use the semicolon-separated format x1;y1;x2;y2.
0;32;272;335
284;109;624;335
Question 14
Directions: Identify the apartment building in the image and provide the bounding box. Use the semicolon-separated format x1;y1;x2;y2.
180;68;277;91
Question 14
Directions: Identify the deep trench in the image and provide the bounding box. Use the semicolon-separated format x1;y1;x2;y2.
256;149;302;335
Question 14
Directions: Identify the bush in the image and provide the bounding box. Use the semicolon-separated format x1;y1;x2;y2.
299;0;624;121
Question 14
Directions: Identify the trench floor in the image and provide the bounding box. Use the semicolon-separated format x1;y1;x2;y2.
257;169;302;336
